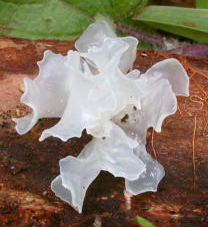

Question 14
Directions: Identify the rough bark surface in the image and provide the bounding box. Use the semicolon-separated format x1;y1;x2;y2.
0;35;207;227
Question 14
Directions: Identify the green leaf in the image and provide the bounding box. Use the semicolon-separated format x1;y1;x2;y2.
0;0;146;40
0;0;48;3
196;0;208;9
62;0;106;18
0;0;94;40
63;0;147;22
134;6;208;43
99;0;147;21
135;216;155;227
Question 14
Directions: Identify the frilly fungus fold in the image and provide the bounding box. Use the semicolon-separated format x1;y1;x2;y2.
13;21;189;213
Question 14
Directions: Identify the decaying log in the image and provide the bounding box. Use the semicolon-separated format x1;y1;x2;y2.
0;35;207;227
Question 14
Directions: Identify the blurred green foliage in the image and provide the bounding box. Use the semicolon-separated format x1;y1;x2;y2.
196;0;208;9
0;0;145;40
0;0;93;40
135;216;155;227
135;6;208;43
0;0;208;43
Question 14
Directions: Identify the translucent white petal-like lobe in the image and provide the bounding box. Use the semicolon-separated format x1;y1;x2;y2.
76;21;138;74
51;175;73;207
139;79;177;133
112;69;143;112
13;113;36;135
40;47;144;141
125;145;165;195
81;37;129;72
13;50;69;134
39;100;87;141
145;58;189;96
75;21;116;53
93;124;144;180
113;79;177;142
40;50;116;141
52;124;145;212
119;37;138;73
60;156;100;213
83;41;143;115
81;36;138;74
13;78;39;134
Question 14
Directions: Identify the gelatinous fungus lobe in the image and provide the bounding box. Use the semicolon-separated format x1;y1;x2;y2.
13;21;189;213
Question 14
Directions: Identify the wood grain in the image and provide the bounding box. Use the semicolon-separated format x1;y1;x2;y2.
0;35;207;227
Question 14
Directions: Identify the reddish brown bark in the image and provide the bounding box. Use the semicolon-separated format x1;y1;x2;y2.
0;35;207;227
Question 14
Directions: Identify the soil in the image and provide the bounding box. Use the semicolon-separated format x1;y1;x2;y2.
0;35;207;227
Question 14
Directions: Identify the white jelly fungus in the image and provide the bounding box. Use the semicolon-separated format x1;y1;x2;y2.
13;21;189;213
